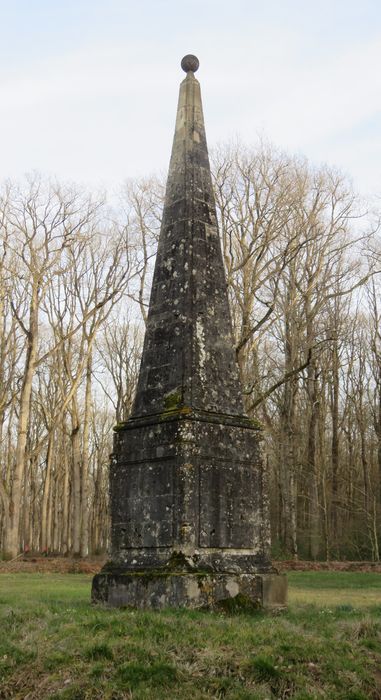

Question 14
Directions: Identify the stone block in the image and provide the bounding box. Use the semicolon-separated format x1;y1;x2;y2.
92;570;287;610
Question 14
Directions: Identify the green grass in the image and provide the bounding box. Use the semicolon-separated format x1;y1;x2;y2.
0;572;380;699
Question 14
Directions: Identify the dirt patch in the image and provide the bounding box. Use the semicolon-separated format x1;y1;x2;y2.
0;556;107;574
275;560;381;574
0;556;380;574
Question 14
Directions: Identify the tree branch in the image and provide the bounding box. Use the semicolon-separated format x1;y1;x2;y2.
247;348;312;410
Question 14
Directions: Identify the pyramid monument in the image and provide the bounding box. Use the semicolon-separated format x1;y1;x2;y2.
92;55;287;608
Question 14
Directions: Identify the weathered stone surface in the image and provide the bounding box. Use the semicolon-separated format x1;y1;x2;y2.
108;413;271;573
131;69;243;419
92;55;287;609
92;571;288;610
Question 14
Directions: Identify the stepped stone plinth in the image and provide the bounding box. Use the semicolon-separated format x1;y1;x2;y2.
92;55;287;610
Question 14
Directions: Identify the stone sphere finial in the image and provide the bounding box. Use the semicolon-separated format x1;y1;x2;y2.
181;54;199;73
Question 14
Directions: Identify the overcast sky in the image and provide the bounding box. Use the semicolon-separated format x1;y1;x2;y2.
0;0;380;200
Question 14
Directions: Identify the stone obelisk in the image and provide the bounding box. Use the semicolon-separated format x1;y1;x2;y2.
92;55;287;608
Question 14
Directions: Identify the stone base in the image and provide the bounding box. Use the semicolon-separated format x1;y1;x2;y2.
91;570;287;610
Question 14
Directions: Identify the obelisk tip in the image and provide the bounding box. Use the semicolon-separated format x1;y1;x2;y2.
181;54;199;73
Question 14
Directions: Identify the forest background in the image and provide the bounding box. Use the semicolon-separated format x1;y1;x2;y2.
0;141;380;561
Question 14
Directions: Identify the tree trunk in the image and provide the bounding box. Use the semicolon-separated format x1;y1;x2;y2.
80;349;92;557
40;435;54;552
62;432;70;555
307;360;320;559
71;398;81;556
331;334;339;544
4;284;38;558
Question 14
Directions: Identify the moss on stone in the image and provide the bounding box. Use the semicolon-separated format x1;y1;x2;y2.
164;390;182;410
160;405;192;421
113;421;128;432
248;417;263;430
97;558;213;580
216;593;261;614
165;551;195;571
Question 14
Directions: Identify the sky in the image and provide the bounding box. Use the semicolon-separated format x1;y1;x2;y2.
0;0;380;201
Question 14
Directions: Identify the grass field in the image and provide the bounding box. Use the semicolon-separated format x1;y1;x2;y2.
0;572;380;699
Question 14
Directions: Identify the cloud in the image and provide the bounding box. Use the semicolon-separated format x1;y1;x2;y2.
0;22;379;199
